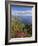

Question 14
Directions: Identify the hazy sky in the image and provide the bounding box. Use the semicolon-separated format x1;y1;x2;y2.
11;5;32;16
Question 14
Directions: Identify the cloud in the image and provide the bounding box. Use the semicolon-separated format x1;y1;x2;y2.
11;10;32;16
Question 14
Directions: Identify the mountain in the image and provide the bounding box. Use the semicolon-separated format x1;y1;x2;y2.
19;16;32;24
11;15;32;24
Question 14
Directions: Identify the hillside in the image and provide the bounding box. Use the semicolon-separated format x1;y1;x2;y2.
10;15;32;38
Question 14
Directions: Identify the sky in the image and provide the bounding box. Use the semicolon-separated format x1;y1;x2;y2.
11;5;32;16
11;5;32;24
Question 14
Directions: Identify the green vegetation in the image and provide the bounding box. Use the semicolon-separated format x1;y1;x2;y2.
10;16;32;38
